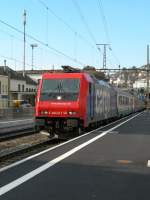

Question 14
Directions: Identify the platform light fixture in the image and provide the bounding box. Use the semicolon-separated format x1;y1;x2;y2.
30;43;38;70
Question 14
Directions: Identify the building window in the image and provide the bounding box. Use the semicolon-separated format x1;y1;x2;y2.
26;88;28;92
18;84;20;92
2;85;4;93
22;85;24;92
5;85;7;93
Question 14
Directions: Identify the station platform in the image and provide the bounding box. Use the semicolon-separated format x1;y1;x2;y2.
0;118;35;134
0;118;34;128
0;111;150;200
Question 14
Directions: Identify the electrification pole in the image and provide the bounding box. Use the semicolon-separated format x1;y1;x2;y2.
96;44;110;69
30;44;38;70
23;10;26;77
147;44;149;107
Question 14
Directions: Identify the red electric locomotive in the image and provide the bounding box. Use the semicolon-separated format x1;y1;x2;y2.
35;72;117;137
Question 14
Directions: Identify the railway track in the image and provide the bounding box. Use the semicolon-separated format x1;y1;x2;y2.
0;131;63;169
0;112;140;170
0;128;35;142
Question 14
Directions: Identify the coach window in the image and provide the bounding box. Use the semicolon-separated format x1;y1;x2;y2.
89;83;92;94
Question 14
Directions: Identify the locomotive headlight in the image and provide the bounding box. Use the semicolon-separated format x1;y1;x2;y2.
41;110;48;115
68;111;77;115
41;111;44;115
57;96;62;100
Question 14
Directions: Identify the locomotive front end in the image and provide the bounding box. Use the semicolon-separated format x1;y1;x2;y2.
35;73;85;137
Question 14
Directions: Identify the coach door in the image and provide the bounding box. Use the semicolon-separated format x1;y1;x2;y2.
89;83;94;120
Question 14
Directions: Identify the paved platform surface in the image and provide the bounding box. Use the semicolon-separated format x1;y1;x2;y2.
0;111;150;200
0;118;34;132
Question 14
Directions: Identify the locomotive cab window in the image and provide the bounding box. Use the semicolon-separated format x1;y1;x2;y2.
40;78;80;101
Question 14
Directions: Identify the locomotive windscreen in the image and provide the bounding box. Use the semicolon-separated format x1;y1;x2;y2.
40;78;80;101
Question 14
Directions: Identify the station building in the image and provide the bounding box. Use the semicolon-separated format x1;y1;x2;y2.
0;66;37;107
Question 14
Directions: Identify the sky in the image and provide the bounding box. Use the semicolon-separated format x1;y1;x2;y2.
0;0;149;71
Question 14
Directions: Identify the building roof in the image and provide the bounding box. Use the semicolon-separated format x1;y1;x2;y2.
0;66;37;85
25;75;37;85
0;66;8;76
17;69;62;75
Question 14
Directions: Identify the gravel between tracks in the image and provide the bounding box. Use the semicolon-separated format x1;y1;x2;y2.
0;133;49;158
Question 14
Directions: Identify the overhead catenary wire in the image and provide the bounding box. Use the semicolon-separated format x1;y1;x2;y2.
37;0;95;49
0;54;32;67
0;28;72;70
0;18;85;66
72;0;105;67
72;0;117;69
72;0;97;45
72;0;112;70
97;0;121;67
97;0;111;44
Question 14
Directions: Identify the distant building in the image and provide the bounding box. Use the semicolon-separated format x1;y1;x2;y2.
133;79;149;89
0;67;8;109
0;66;37;106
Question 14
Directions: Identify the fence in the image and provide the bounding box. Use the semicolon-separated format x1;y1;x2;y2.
0;107;34;121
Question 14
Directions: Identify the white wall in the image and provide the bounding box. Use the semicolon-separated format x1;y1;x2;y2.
10;79;26;92
26;84;37;92
133;79;149;88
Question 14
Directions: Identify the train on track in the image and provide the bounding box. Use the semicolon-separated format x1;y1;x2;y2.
35;72;145;137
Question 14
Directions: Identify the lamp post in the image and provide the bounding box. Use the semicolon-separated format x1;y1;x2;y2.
30;44;38;70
